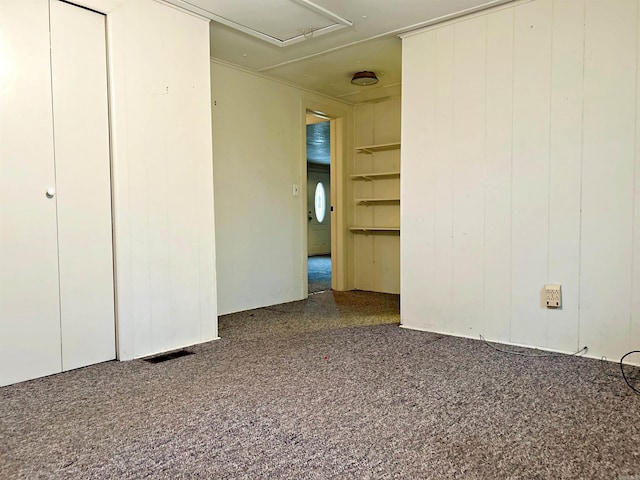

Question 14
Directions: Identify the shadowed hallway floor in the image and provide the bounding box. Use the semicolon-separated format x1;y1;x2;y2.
308;254;331;293
2;290;640;479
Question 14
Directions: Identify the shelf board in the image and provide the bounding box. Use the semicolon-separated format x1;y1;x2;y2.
350;171;400;181
356;197;400;204
355;142;401;154
350;227;400;233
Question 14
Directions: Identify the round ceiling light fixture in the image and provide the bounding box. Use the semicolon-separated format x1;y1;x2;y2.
351;71;379;86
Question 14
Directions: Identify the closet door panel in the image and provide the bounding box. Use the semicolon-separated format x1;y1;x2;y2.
0;0;62;386
50;0;116;371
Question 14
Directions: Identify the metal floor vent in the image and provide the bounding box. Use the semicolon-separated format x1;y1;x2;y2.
143;350;194;364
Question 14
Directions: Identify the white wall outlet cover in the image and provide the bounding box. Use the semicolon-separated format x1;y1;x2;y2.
544;284;562;308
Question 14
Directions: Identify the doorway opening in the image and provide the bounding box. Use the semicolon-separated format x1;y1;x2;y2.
306;112;332;293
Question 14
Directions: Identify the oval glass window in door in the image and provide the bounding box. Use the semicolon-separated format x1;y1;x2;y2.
314;182;326;223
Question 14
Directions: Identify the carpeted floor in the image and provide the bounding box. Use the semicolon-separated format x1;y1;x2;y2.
2;290;640;479
308;255;331;293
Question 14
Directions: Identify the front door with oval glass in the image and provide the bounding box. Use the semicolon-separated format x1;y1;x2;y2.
307;173;331;256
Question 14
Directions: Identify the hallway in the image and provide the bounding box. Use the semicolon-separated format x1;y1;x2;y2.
308;255;331;293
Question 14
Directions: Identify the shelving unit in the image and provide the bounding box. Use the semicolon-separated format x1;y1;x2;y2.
352;140;401;230
349;227;400;233
350;171;400;181
350;97;401;294
355;197;400;204
355;142;401;154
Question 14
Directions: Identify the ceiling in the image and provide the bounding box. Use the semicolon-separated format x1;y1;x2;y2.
166;0;517;103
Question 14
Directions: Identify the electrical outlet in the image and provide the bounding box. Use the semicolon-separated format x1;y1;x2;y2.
544;284;562;308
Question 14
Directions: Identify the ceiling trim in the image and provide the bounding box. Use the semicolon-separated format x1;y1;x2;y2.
399;0;533;38
165;0;353;47
155;0;212;21
210;57;356;106
64;0;122;13
257;0;521;72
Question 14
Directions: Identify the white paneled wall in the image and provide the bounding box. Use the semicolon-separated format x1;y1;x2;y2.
484;8;513;341
401;0;640;361
452;16;485;336
108;0;217;359
546;0;583;356
432;27;453;333
581;1;637;359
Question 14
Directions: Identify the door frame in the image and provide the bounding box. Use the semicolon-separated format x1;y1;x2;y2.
300;99;349;294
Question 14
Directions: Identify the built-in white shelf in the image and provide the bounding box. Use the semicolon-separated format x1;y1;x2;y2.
350;171;400;181
355;142;401;154
349;227;400;233
356;198;400;205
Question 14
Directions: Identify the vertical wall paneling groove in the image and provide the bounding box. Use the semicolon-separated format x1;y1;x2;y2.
484;8;514;342
196;51;218;340
632;0;640;350
433;26;456;333
510;0;552;347
401;32;437;327
452;17;487;337
546;0;584;352
580;0;637;359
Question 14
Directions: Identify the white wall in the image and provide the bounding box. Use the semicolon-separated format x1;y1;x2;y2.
401;0;640;362
211;61;353;315
108;1;217;359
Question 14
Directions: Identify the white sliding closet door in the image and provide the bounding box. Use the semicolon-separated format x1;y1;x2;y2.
50;0;115;371
0;1;62;385
0;0;115;386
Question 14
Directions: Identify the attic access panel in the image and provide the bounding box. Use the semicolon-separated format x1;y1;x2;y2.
169;0;353;47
